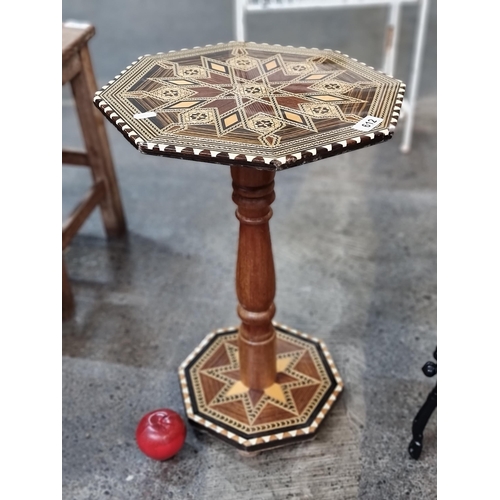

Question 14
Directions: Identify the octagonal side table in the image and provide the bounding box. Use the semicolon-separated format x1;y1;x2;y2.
94;42;405;454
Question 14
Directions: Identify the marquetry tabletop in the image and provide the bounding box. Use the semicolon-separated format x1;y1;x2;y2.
94;41;404;170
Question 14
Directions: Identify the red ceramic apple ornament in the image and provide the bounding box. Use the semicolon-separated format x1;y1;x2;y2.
136;409;187;460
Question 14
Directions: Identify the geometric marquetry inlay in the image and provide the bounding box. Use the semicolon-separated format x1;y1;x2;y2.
94;42;405;170
178;323;343;453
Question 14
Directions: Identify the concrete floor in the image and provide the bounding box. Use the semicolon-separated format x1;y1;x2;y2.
62;1;437;498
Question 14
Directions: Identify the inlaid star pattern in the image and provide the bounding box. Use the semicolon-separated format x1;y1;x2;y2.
194;334;330;429
117;44;379;148
96;42;405;168
223;355;296;407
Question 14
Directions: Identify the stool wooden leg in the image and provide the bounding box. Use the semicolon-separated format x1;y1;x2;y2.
71;45;126;238
62;257;75;321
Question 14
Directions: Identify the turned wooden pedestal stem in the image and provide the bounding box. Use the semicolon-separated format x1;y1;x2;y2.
231;165;277;391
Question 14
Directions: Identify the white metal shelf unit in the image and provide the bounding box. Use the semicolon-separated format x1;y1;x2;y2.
234;0;430;153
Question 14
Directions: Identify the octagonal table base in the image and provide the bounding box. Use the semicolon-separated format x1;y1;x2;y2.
179;322;343;454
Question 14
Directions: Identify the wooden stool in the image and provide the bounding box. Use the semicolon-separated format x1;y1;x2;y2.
62;21;126;320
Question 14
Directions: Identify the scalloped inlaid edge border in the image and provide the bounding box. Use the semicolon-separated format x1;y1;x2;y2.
178;321;344;452
94;42;406;171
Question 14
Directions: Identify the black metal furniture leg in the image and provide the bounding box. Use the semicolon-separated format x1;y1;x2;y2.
408;349;437;459
408;384;437;459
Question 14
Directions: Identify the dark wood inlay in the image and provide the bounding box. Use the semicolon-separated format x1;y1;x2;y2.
200;373;226;406
294;351;322;382
211;400;251;426
201;343;230;370
253;403;298;426
291;384;321;415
